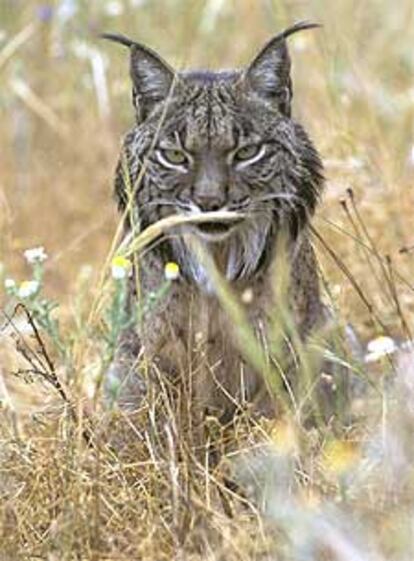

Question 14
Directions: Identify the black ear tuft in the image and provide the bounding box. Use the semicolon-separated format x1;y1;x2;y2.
100;32;137;48
101;32;176;121
245;21;321;116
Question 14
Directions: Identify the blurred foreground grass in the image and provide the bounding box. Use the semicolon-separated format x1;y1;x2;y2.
1;1;414;559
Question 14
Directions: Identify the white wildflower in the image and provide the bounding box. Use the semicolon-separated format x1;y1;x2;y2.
23;246;48;264
18;280;40;299
4;278;16;290
365;336;397;363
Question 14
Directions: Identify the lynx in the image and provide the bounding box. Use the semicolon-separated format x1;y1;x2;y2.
103;22;330;423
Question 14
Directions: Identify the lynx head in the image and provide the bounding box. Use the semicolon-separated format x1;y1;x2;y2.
103;22;324;288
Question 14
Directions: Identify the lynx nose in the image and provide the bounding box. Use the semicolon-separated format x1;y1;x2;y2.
193;194;225;212
193;159;227;211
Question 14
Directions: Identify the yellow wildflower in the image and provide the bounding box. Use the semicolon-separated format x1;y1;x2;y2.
164;261;180;281
18;280;40;298
111;255;132;279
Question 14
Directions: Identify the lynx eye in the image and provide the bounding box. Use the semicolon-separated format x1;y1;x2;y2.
158;148;188;168
233;144;263;164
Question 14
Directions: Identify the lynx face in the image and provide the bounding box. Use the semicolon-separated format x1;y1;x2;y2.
106;22;324;288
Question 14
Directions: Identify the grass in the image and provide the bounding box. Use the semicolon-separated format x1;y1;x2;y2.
1;0;414;559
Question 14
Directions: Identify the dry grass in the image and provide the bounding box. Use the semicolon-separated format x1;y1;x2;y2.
1;1;414;559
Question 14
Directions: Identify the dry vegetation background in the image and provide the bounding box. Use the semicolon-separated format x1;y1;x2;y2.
0;0;414;559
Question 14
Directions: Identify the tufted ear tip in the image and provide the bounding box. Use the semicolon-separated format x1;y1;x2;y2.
279;21;322;38
100;32;137;48
244;21;321;115
101;32;177;121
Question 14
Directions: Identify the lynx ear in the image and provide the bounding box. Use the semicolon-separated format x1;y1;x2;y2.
244;21;320;116
101;33;176;120
130;44;176;119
